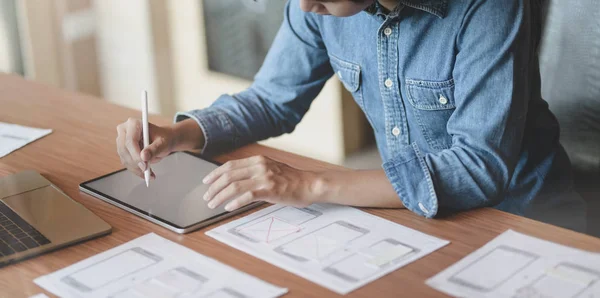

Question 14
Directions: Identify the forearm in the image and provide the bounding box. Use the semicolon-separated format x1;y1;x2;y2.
311;169;405;208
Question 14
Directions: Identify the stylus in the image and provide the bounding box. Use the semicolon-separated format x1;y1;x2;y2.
142;90;151;187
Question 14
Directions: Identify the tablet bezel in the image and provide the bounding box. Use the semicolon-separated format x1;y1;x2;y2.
79;152;262;234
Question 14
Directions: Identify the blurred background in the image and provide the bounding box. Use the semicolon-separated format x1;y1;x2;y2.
0;0;598;233
0;0;372;168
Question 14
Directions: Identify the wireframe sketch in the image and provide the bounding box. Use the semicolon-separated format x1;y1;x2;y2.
109;266;208;298
61;247;163;292
228;206;322;243
274;221;369;262
448;245;539;292
513;263;600;298
323;238;419;283
204;287;247;298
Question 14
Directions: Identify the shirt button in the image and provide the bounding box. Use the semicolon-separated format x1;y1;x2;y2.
418;202;429;214
392;126;400;136
439;95;448;105
384;79;393;88
384;27;392;36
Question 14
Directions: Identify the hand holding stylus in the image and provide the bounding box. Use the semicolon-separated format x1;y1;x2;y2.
116;110;205;181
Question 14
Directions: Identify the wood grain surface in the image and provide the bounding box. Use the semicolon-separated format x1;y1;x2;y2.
0;74;598;298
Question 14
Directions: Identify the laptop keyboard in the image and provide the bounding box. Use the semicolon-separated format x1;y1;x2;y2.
0;202;51;257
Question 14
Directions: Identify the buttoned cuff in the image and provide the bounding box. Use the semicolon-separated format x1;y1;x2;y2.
174;108;235;156
382;143;439;218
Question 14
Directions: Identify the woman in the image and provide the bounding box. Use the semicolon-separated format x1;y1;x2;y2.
116;0;584;230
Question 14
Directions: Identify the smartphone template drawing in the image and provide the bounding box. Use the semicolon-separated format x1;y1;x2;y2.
61;247;163;292
109;266;208;298
323;238;418;283
204;287;247;298
515;263;600;298
448;245;539;292
274;221;369;262
228;206;322;243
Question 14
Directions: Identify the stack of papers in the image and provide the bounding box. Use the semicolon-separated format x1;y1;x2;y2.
35;233;287;298
427;230;600;298
0;122;52;158
207;204;450;294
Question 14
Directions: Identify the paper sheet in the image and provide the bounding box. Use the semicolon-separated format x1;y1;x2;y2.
206;204;450;294
0;122;52;158
35;233;287;298
426;230;600;298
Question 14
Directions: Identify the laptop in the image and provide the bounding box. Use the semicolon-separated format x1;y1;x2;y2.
0;170;111;267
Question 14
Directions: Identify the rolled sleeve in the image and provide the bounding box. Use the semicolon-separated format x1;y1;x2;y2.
383;143;439;218
173;0;331;156
174;106;235;156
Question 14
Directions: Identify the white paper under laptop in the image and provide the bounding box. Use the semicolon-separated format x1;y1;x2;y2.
0;122;52;158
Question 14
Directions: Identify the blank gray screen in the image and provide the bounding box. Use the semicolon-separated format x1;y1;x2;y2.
85;152;225;227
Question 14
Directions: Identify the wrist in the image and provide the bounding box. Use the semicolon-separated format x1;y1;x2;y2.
307;171;341;204
171;119;205;151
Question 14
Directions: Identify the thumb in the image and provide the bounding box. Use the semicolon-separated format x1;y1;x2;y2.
141;137;168;162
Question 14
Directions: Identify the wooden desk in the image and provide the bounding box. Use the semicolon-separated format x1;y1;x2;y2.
0;74;598;298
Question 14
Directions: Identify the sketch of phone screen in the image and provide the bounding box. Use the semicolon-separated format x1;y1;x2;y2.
273;221;369;262
204;287;247;298
61;247;163;292
323;238;419;283
228;206;322;243
448;245;539;292
109;266;209;298
514;263;600;298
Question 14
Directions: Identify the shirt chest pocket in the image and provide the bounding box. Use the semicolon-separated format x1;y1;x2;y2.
329;55;367;109
406;78;456;150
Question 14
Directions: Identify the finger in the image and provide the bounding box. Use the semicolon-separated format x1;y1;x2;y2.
117;127;137;169
116;126;128;163
224;189;267;211
150;156;163;164
125;119;143;165
203;155;268;184
207;179;255;209
141;136;167;162
118;124;147;179
126;165;144;179
204;166;257;202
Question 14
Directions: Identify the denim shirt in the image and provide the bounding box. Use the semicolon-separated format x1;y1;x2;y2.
176;0;572;219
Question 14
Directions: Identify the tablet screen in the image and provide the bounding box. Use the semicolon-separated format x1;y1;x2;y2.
81;152;226;228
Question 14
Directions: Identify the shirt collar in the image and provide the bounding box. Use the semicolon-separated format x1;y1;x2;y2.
365;0;448;19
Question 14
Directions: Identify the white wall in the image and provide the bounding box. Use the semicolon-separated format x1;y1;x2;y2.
0;0;24;74
94;0;161;113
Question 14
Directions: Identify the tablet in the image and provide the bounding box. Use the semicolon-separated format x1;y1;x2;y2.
79;152;262;234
